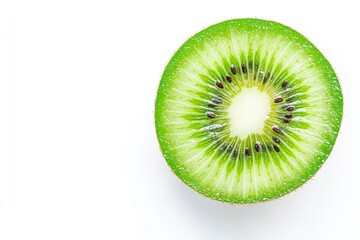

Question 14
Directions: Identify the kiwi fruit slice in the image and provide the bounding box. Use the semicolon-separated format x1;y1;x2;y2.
155;19;343;204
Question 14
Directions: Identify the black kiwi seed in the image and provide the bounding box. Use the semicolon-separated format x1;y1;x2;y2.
285;113;293;119
212;97;222;104
286;106;295;111
230;65;237;74
241;64;247;73
215;80;224;89
272;125;281;133
231;149;238;158
227;145;233;153
207;103;216;108
254;142;261;152
283;119;292;123
219;145;226;151
282;81;289;88
206;112;216;118
272;137;281;144
245;147;250;157
262;72;270;83
274;97;283;103
225;75;232;83
273;145;281;152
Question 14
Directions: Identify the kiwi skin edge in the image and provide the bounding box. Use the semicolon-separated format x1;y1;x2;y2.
155;18;343;204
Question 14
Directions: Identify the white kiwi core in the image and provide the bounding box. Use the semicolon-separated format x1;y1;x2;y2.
228;87;271;139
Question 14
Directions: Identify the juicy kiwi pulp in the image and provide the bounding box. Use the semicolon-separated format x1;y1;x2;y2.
155;19;343;204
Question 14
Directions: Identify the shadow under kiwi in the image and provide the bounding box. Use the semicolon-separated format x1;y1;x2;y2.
165;168;303;238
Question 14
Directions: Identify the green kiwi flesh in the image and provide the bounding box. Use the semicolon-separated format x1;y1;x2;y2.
155;19;343;204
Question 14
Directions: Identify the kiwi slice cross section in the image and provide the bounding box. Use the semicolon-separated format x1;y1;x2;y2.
155;19;343;204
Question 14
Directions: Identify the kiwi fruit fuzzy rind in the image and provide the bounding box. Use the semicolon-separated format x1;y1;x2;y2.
155;18;343;204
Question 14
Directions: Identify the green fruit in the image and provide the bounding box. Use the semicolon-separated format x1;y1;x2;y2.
155;19;343;204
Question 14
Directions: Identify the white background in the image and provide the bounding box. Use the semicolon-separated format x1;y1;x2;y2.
0;0;359;239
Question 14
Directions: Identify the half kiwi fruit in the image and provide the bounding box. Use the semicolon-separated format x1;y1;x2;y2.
155;19;343;204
